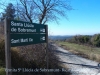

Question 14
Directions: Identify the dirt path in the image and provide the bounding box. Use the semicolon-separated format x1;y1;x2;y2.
51;44;100;75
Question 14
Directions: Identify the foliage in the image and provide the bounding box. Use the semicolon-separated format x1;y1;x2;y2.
0;3;16;21
65;34;100;47
67;35;91;44
0;68;6;75
91;34;100;47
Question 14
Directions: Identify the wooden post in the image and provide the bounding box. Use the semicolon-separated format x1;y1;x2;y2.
4;18;12;75
46;25;49;72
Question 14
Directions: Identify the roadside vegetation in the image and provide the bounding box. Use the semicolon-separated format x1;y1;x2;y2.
0;36;71;75
66;34;100;47
56;34;100;63
0;0;72;75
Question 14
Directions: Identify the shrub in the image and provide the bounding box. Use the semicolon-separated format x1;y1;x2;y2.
91;34;100;47
0;39;71;75
0;68;6;75
66;35;91;45
0;40;5;65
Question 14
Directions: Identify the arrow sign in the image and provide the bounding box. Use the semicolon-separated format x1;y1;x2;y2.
10;34;46;47
40;36;45;41
8;20;46;33
40;28;45;33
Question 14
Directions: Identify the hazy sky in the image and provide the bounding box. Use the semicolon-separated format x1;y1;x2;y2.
0;0;100;36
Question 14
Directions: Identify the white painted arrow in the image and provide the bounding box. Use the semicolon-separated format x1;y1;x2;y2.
40;28;45;32
40;36;45;41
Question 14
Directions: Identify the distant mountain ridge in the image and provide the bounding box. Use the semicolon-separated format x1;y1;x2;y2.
49;35;73;40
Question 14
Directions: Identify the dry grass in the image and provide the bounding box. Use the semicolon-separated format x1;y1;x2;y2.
0;25;4;41
56;41;100;63
0;24;71;75
0;39;71;75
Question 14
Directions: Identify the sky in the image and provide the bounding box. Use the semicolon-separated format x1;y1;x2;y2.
48;0;100;36
0;0;100;36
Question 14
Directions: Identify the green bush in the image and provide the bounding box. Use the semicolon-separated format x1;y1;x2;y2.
67;35;91;44
91;34;100;47
0;68;6;75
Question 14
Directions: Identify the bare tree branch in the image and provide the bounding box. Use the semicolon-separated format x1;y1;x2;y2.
15;0;72;24
32;0;43;13
20;0;33;23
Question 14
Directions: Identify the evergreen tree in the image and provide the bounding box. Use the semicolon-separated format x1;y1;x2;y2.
1;3;15;21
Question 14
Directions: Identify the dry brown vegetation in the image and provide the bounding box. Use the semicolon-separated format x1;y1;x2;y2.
57;41;100;63
0;41;71;75
0;22;4;41
0;22;71;75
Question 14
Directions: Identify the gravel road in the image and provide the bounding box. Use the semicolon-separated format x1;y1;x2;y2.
51;44;100;75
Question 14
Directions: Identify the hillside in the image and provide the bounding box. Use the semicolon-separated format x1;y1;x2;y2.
49;35;73;40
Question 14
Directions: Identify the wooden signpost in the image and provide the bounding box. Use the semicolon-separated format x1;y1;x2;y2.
5;19;12;75
4;18;48;75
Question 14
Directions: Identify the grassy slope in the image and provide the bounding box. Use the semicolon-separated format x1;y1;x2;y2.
56;41;100;62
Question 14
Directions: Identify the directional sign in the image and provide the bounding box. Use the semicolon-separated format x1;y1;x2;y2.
10;34;46;47
5;19;48;47
8;20;46;33
5;19;48;75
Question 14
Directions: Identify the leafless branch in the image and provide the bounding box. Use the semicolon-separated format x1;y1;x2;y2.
15;0;72;24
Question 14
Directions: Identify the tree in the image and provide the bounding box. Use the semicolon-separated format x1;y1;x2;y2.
72;35;91;44
0;3;16;21
16;0;72;24
83;35;90;43
91;34;100;47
